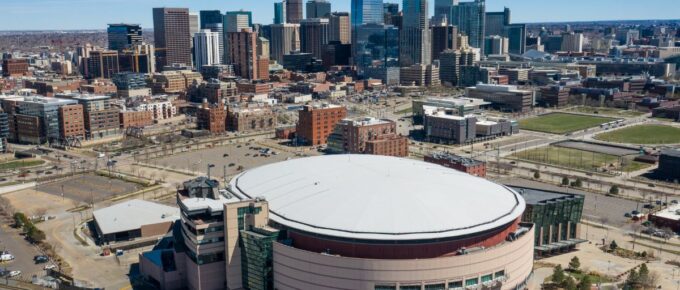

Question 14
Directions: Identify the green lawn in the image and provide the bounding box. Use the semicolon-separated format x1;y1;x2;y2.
511;146;651;172
396;106;413;115
519;113;616;134
0;159;45;170
566;106;645;118
594;124;680;144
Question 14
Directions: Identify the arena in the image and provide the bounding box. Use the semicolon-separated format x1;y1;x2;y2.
230;155;535;290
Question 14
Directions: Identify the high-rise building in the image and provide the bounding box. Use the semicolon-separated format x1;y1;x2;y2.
257;37;270;59
300;18;330;59
189;12;200;37
224;11;253;63
383;3;400;26
87;50;119;79
193;29;222;70
434;0;457;22
505;24;526;54
351;0;385;27
200;10;224;63
354;24;400;84
439;48;476;86
561;32;584;53
400;0;431;66
274;1;286;24
199;10;222;29
153;8;192;69
286;0;304;24
329;12;351;44
450;0;485;52
269;23;300;62
431;24;458;61
107;24;143;51
228;29;266;80
306;0;331;19
484;7;509;36
484;35;508;55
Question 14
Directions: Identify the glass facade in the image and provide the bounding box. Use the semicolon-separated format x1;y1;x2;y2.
450;1;486;52
354;23;400;84
240;228;279;290
351;0;384;27
519;189;584;247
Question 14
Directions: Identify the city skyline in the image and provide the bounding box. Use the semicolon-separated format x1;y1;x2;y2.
1;0;680;31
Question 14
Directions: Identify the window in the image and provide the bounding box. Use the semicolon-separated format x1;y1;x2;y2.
481;274;493;283
375;286;397;290
425;283;445;290
448;281;463;289
400;286;421;290
494;271;505;279
465;278;478;287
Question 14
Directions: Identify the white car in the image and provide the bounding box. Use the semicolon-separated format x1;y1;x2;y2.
8;270;21;277
0;254;14;261
44;265;57;270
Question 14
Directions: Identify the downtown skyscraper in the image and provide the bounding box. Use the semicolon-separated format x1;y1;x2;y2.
351;0;385;27
286;0;304;24
193;29;221;69
306;0;332;19
400;0;431;66
153;8;192;69
450;0;486;53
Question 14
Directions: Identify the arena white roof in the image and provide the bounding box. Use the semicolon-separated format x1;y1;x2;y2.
230;155;526;241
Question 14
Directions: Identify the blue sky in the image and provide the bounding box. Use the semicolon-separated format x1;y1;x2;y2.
2;0;680;30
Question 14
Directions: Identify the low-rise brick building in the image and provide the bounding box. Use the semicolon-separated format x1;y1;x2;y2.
327;117;408;157
296;104;347;145
424;152;486;177
58;104;86;140
226;106;277;133
196;103;227;133
120;110;154;129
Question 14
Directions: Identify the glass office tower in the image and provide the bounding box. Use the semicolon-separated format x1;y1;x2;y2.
351;0;385;27
354;23;400;84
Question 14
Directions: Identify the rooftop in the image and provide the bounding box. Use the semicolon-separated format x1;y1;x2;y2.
230;155;525;241
511;186;584;205
651;203;680;222
93;200;180;235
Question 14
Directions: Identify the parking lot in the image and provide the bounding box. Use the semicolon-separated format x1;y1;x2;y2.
497;177;640;228
153;141;318;180
0;223;45;281
35;174;141;203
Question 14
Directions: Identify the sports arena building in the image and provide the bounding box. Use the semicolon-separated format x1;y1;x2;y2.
139;155;534;290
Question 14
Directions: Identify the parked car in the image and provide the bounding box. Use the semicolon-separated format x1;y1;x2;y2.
0;253;15;261
624;213;632;218
8;270;21;278
43;265;57;270
34;255;49;264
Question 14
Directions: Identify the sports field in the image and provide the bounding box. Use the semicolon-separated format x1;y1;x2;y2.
594;124;680;144
511;146;651;172
519;113;616;134
565;106;645;118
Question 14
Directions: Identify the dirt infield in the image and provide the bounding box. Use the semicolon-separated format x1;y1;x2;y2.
36;174;141;203
553;140;639;157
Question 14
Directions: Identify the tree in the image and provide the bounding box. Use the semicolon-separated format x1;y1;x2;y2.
626;268;640;288
564;277;577;290
609;185;619;195
568;256;581;273
562;177;570;186
638;263;649;286
577;275;592;290
552;265;566;284
533;171;541;179
610;240;618;251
